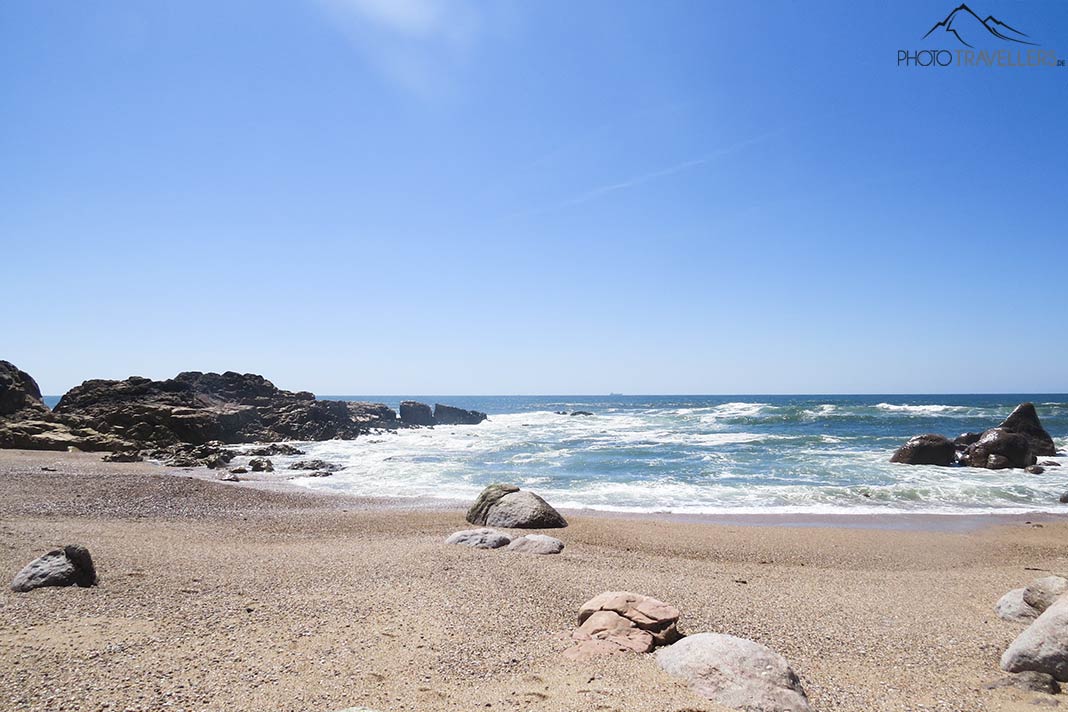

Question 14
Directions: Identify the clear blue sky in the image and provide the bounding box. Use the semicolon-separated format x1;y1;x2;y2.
3;1;1066;395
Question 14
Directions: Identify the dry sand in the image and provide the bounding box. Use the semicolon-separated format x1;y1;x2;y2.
1;449;1067;712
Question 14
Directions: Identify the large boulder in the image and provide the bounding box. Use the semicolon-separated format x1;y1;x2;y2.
466;484;567;528
657;633;812;712
399;401;434;426
998;403;1057;457
565;591;680;658
890;434;956;466
433;403;487;425
11;545;98;592
1002;595;1068;680
0;360;45;416
962;428;1036;469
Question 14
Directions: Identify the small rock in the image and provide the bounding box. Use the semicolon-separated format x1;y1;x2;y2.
248;457;273;472
11;545;98;592
997;588;1040;623
217;472;240;482
1027;465;1046;475
230;467;248;474
102;451;143;463
1040;461;1061;467
289;459;340;472
246;443;305;457
570;411;594;416
985;671;1061;694
506;534;564;555
444;529;511;549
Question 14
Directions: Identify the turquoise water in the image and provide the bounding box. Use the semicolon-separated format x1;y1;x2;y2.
280;395;1068;514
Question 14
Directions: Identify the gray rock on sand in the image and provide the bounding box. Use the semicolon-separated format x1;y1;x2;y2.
1002;596;1068;680
506;534;564;555
466;484;567;529
657;633;812;712
1023;576;1068;614
997;588;1040;623
11;545;98;592
444;529;511;549
565;591;681;658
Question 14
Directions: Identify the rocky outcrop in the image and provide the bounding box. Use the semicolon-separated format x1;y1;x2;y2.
399;401;434;426
433;403;487;425
53;371;370;446
889;434;956;466
0;361;130;452
657;633;812;712
444;529;512;549
347;402;400;430
891;402;1057;470
1002;595;1068;681
999;403;1057;457
565;592;681;659
289;459;340;472
465;484;567;529
11;545;98;592
506;534;564;555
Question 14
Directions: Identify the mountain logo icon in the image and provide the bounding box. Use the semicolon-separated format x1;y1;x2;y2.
923;4;1038;48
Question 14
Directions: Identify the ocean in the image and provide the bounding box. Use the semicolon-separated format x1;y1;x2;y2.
279;394;1068;515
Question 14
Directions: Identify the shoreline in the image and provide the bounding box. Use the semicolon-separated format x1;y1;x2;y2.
2;448;1065;711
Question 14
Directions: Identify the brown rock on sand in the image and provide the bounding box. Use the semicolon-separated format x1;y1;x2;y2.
565;591;681;659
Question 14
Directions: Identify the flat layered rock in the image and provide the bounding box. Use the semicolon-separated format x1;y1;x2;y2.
566;591;680;658
506;534;564;555
444;529;511;549
657;633;811;712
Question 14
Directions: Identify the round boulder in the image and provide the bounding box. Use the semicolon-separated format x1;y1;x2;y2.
466;484;567;529
657;633;812;712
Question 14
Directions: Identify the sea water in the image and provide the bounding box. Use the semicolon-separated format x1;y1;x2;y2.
237;395;1068;514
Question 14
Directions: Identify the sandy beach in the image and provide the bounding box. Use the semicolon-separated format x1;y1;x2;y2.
1;449;1066;712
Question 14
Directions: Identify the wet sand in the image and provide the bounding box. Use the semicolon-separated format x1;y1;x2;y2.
1;449;1066;711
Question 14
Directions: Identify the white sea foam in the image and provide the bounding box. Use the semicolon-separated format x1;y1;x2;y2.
269;400;1068;516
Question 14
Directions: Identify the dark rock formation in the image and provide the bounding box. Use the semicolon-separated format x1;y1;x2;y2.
248;457;273;472
893;402;1058;470
962;429;1036;469
348;402;400;429
246;443;305;457
571;411;594;417
1026;465;1046;475
433;403;487;425
998;403;1057;457
54;371;367;446
289;459;340;472
399;401;434;426
0;361;130;452
11;545;98;592
889;434;956;466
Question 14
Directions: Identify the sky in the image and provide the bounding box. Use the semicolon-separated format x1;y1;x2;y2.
2;0;1067;396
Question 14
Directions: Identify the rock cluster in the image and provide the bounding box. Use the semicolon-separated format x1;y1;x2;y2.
11;545;98;592
0;361;488;457
465;484;567;529
890;403;1059;470
996;575;1067;623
